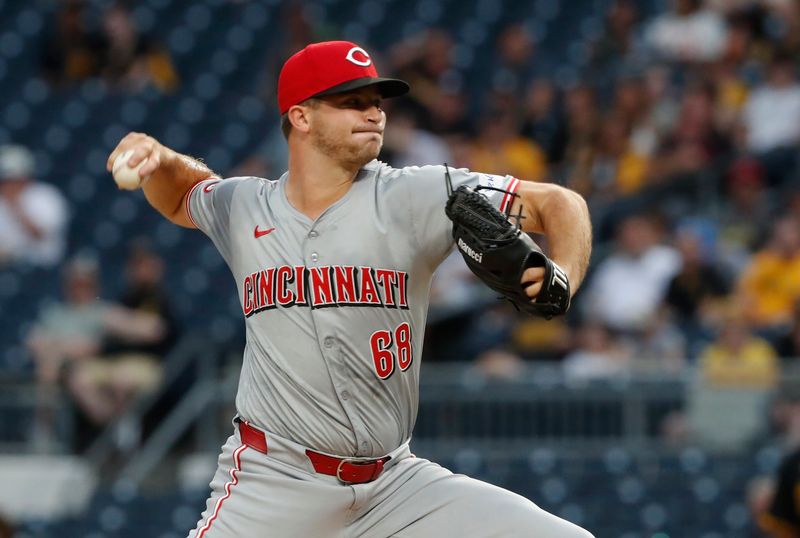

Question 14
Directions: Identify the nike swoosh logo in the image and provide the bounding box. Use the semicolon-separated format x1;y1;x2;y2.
254;226;275;238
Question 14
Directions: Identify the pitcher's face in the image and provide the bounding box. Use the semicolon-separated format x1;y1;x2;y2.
309;86;386;167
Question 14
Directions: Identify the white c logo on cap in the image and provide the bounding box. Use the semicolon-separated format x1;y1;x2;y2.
345;47;372;67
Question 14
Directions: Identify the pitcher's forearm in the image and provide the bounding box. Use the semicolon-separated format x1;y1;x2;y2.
538;188;592;292
513;181;592;293
142;151;215;227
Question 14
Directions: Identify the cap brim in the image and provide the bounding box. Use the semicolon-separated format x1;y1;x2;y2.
313;77;410;100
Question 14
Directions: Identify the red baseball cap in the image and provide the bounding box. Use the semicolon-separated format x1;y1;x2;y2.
277;41;409;114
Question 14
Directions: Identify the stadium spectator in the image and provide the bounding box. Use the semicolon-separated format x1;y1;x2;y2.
612;75;659;158
468;111;548;181
650;82;731;180
645;0;728;63
567;113;649;203
698;306;778;389
589;0;641;75
26;250;172;448
562;84;600;168
718;12;753;65
40;0;105;86
716;157;775;275
521;79;567;163
631;307;687;371
99;2;178;93
98;239;178;357
775;300;800;360
737;216;800;335
0;515;13;538
562;321;632;382
775;1;800;57
382;107;452;167
488;23;538;97
67;241;177;434
641;65;681;144
671;305;779;450
759;445;800;537
583;213;681;334
664;222;730;357
711;62;749;139
426;89;473;137
748;474;777;537
390;29;456;130
426;250;508;363
785;190;800;223
0;145;69;268
742;53;800;155
26;254;108;447
741;52;800;188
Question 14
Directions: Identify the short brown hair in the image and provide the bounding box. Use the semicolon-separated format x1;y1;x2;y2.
281;114;291;140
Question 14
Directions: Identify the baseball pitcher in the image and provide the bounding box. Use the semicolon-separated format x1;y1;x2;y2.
108;41;594;538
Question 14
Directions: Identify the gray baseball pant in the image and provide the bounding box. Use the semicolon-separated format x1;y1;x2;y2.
187;423;595;538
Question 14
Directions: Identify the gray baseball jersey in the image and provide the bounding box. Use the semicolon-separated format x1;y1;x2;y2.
185;161;594;538
187;161;520;458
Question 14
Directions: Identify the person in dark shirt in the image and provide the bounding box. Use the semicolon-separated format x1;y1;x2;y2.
67;240;179;432
99;2;179;92
664;225;730;357
775;304;800;360
102;238;179;357
40;0;106;86
761;447;800;537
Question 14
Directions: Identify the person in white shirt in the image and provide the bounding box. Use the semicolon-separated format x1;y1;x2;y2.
645;0;727;63
584;213;681;333
0;145;69;267
742;54;800;154
562;321;633;382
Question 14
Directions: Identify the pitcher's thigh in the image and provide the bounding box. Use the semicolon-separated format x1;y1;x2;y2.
364;460;594;538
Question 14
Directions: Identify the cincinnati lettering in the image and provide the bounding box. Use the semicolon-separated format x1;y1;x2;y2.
457;238;483;263
242;265;409;317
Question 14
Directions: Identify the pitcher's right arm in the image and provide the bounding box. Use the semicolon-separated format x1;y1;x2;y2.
107;132;216;228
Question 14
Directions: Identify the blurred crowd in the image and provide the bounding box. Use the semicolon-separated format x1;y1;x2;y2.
2;0;800;535
41;0;177;92
3;0;800;460
25;241;179;451
227;1;800;396
379;0;800;395
242;0;800;463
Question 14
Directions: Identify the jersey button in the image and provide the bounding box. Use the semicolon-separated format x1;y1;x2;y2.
310;252;319;262
341;391;350;400
308;231;318;239
324;337;334;348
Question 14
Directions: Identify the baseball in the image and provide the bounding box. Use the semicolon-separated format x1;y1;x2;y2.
112;149;150;190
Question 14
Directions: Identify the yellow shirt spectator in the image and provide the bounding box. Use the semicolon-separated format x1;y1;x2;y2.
738;217;800;328
615;150;649;195
738;251;800;328
470;137;548;182
699;336;778;389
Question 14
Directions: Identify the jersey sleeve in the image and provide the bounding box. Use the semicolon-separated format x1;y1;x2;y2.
398;165;521;266
186;176;245;262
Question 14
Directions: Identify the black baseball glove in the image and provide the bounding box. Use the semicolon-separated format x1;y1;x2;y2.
443;166;570;319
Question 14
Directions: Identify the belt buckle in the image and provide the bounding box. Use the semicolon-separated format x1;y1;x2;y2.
335;457;373;484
